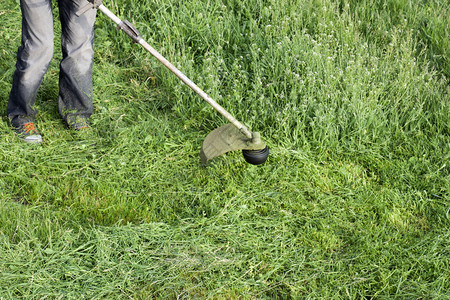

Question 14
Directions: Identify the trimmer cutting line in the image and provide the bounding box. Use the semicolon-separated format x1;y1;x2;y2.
78;0;269;165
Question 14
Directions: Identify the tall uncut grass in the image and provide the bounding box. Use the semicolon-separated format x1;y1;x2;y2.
1;0;449;298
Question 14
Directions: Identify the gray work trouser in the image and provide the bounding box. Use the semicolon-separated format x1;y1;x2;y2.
7;0;97;122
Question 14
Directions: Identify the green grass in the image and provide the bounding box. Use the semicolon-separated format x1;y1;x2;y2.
1;0;449;298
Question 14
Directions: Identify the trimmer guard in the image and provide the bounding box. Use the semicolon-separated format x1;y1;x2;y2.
200;123;266;164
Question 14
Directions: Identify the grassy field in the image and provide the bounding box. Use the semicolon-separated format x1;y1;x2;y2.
0;0;449;298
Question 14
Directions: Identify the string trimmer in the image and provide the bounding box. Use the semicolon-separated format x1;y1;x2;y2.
77;0;269;165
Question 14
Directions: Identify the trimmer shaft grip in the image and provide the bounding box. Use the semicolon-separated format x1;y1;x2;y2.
76;0;102;17
117;20;142;43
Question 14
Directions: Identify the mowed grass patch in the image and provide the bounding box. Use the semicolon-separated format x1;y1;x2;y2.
1;0;449;298
1;199;449;298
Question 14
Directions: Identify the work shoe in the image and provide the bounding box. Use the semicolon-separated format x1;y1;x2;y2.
66;115;90;131
10;116;43;144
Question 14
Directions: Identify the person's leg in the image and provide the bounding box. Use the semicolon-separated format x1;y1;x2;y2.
7;0;54;120
58;0;96;129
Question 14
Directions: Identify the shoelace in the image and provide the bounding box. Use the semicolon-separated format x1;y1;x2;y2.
23;122;37;134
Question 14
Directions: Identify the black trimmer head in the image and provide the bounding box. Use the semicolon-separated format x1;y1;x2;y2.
243;147;270;165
